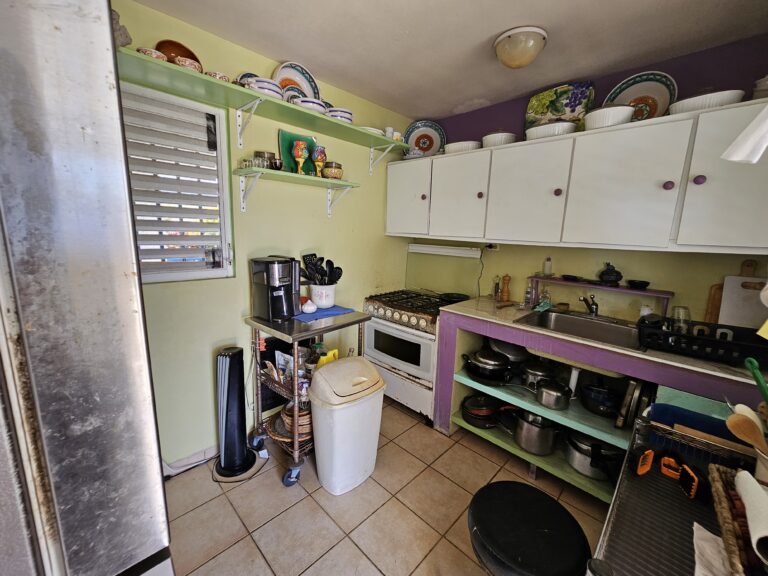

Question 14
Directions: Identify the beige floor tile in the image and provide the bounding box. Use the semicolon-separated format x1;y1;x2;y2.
561;502;605;553
264;438;293;469
504;453;533;478
444;509;479;566
490;467;524;484
189;536;273;576
559;484;610;521
449;427;467;442
166;463;223;521
379;405;418;439
297;454;321;493
412;538;485;576
226;466;307;531
169;495;247;576
459;433;510;466
393;424;454;464
312;477;391;532
371;443;426;493
377;434;389;448
396;468;471;534
253;497;344;576
431;444;500;494
389;402;425;422
351;499;440;576
208;454;277;493
302;538;382;576
526;468;566;498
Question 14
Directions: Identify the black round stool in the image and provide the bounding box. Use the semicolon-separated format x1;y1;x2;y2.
468;481;591;576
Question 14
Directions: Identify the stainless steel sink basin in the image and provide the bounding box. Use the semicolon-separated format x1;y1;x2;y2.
517;310;640;349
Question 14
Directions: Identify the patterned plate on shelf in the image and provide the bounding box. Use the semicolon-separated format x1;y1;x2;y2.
403;120;446;156
283;85;307;103
272;62;321;100
525;82;595;130
604;71;677;120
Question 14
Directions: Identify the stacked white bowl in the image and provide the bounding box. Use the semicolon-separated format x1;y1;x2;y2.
525;122;577;140
584;106;634;130
243;77;283;99
327;107;353;123
295;97;327;114
444;141;481;154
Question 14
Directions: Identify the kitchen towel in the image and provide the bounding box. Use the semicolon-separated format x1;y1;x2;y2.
735;470;768;564
293;305;354;323
692;522;730;576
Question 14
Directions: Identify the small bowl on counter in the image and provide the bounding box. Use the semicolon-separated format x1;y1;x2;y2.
136;47;167;61
444;141;481;154
584;106;634;130
669;90;745;115
322;161;343;179
525;122;577;140
174;56;203;73
482;131;516;148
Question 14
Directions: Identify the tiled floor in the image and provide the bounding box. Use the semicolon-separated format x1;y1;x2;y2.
166;397;609;575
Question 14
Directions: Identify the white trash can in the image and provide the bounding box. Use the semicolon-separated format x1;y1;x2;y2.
309;357;385;495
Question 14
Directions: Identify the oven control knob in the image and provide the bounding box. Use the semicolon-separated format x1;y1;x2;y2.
367;304;375;314
418;319;427;329
376;307;384;317
393;312;400;321
410;316;418;326
385;309;392;318
401;314;409;323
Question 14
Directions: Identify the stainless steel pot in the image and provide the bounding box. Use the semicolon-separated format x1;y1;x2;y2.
536;379;571;410
566;432;624;480
514;410;557;455
523;360;554;392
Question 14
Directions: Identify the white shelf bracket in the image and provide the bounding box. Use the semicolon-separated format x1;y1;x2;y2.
326;187;352;218
239;173;262;212
235;98;263;149
368;143;396;175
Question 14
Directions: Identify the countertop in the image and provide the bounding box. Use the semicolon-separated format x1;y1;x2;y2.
440;297;760;386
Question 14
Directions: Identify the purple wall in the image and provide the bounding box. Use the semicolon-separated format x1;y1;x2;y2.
438;33;768;143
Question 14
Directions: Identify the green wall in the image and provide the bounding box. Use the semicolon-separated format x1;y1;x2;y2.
114;0;412;463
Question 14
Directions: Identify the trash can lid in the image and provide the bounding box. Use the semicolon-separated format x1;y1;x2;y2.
309;357;384;406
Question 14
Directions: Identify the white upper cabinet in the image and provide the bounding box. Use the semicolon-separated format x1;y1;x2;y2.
429;150;491;238
485;139;573;243
562;120;693;247
676;104;768;248
386;158;432;235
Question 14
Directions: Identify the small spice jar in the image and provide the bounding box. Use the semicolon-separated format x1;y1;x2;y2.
252;151;275;169
322;161;343;179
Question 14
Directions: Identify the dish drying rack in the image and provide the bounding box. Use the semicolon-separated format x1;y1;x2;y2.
245;312;370;487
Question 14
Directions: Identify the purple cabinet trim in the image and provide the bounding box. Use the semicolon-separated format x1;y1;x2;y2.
434;310;761;433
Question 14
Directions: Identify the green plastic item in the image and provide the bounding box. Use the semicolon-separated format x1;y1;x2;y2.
745;357;768;403
278;129;317;175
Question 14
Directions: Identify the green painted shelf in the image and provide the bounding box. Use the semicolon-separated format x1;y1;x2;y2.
451;412;616;503
454;369;632;449
233;167;359;189
116;48;410;151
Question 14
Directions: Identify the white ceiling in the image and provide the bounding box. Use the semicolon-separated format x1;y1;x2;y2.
137;0;768;119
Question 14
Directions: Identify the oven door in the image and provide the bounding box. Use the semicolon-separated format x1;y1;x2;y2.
364;317;435;385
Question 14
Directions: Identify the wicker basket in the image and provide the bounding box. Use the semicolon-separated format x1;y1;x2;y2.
281;402;312;436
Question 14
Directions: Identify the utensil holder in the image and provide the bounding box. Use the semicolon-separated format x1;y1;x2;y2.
310;284;335;309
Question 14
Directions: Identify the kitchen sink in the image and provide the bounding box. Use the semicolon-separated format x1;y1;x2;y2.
517;310;640;349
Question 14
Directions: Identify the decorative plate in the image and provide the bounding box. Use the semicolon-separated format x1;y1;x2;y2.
525;82;595;130
278;129;317;175
234;72;259;86
272;62;321;100
360;127;385;136
403;120;446;156
282;85;307;103
604;71;677;120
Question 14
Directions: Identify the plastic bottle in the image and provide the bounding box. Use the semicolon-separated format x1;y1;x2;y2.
543;256;553;277
523;279;534;308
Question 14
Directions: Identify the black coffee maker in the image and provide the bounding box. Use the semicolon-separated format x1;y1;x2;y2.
250;256;301;322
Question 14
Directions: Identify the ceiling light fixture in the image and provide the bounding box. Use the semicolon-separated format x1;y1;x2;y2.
494;26;547;69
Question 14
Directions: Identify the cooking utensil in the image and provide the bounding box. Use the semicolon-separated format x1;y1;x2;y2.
536;379;571;410
566;431;624;480
326;259;334;284
489;338;529;363
705;259;756;324
523;360;554;391
332;267;342;284
514;410;557;455
734;404;765;434
461;395;502;428
746;357;768;403
462;351;514;385
580;383;622;418
726;413;768;453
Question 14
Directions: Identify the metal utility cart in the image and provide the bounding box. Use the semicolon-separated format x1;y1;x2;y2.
245;311;370;486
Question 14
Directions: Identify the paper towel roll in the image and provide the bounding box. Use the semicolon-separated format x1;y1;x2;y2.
734;470;768;564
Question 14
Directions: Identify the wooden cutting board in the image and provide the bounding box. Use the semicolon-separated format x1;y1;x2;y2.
704;259;757;324
719;275;768;328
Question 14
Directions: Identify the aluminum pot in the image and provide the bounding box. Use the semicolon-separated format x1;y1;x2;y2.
514;410;557;455
462;349;513;384
523;360;555;392
566;431;625;480
536;379;571;410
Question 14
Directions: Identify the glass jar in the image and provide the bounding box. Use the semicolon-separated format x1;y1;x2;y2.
252;151;275;169
322;161;343;180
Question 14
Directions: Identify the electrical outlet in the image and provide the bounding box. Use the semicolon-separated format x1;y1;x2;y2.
485;243;500;251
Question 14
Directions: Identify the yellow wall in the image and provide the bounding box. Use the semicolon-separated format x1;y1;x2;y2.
406;243;767;321
114;0;411;462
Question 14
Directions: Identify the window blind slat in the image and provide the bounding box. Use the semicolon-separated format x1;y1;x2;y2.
122;108;209;140
134;220;221;233
137;237;222;247
124;125;209;153
129;174;219;195
121;91;210;126
133;205;220;219
131;189;220;207
126;141;217;168
138;248;208;259
128;158;217;180
139;261;211;272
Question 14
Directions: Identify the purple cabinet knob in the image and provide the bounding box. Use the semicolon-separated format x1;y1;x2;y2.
477;191;484;199
420;194;427;200
662;180;676;190
693;175;707;185
553;188;563;197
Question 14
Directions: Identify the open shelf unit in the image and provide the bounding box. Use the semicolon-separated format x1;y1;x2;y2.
454;369;632;449
451;412;616;502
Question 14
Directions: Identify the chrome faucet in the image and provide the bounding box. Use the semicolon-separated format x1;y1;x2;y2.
579;294;599;316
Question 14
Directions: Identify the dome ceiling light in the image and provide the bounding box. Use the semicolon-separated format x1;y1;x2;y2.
494;26;548;69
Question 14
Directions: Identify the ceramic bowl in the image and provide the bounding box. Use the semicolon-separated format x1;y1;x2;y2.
669;90;745;115
328;107;352;116
252;78;281;91
584;106;634;130
328;111;353;119
205;71;229;82
482;132;516;147
329;115;353;123
295;98;327;113
235;72;259;86
444;141;481;154
247;85;282;99
174;56;202;73
627;280;650;290
136;47;167;61
156;40;200;64
525;122;577;140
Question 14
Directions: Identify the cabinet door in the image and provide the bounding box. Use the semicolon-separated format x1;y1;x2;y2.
429;150;491;238
386;159;432;235
485;140;573;242
562;120;693;247
677;104;768;248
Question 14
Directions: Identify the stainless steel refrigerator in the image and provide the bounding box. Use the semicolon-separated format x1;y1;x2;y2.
0;1;171;574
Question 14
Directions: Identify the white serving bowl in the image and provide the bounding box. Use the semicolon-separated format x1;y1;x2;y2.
525;122;577;140
669;90;745;115
329;115;353;123
328;107;352;116
482;132;516;147
295;98;327;113
444;141;481;154
584;106;634;130
251;86;282;99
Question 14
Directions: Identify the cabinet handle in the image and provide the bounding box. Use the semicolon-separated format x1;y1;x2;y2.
692;175;707;185
477;192;484;199
553;188;563;197
662;180;676;190
420;194;427;200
